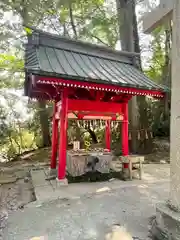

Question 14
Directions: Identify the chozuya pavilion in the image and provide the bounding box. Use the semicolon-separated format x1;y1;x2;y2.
24;27;167;184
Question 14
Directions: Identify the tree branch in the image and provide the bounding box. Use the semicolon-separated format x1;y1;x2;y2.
68;1;78;39
89;34;110;47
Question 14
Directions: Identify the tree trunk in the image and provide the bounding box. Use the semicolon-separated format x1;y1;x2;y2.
116;0;139;153
38;100;51;147
116;0;153;154
132;0;153;153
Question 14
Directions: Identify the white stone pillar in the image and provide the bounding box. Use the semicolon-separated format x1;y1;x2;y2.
142;1;180;239
169;0;180;211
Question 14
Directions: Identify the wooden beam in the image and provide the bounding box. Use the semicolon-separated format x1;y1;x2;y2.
68;99;122;113
76;113;119;121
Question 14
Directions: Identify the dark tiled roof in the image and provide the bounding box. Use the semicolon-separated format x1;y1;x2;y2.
25;28;167;92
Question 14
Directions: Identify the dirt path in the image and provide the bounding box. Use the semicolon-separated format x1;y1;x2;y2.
0;170;36;239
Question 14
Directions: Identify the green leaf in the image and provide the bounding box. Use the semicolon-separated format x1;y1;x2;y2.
24;27;32;35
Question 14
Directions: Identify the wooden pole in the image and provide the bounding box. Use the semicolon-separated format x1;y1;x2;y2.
57;89;68;180
105;120;111;151
50;102;58;169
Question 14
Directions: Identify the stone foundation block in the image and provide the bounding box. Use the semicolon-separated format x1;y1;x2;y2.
56;178;68;187
151;202;180;240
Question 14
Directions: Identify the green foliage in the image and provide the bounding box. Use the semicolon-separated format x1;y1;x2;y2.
148;100;170;137
24;27;32;35
144;24;171;138
0;51;24;88
0;53;24;71
0;105;9;145
145;26;166;83
1;129;36;160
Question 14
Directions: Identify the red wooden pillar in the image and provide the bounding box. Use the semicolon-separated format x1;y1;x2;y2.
105;120;111;151
122;101;129;169
50;102;59;169
57;89;68;180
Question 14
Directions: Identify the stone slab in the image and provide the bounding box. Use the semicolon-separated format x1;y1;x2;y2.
31;169;49;187
0;175;17;184
31;169;56;202
34;185;54;202
151;202;180;240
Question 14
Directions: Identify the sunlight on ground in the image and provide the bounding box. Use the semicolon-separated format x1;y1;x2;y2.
143;173;157;182
138;184;148;188
96;186;111;193
30;236;47;240
84;228;98;239
138;184;158;201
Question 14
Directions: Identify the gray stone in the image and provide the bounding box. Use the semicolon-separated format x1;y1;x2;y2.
31;170;47;187
151;202;180;240
0;176;17;184
0;209;8;229
24;177;29;183
45;168;57;181
48;168;57;177
122;168;130;180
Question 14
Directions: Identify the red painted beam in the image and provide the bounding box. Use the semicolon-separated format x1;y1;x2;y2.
68;99;122;113
121;102;129;169
57;89;68;180
36;75;165;98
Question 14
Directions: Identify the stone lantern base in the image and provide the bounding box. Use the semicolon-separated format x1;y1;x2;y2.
151;202;180;240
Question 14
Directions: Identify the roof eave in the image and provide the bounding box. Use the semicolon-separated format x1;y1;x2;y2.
26;71;166;97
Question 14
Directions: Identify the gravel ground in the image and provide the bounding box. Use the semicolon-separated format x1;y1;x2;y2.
0;161;170;240
3;180;169;240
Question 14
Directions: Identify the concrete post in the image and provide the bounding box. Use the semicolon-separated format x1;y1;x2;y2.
169;0;180;211
151;1;180;239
